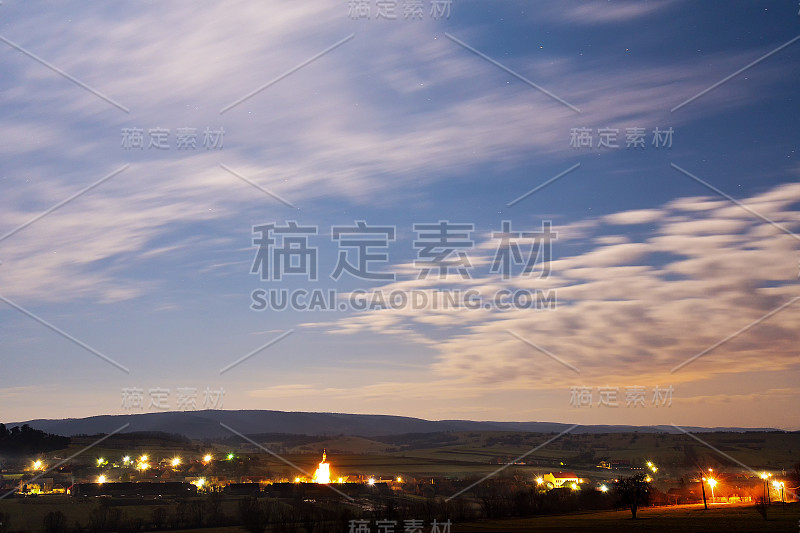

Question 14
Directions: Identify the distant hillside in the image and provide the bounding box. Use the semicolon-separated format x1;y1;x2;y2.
5;410;781;440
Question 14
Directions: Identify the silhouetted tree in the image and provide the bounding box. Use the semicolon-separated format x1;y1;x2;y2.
614;473;650;519
42;511;68;533
238;496;270;533
754;496;768;520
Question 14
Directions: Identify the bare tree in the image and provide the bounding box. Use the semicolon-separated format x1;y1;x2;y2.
614;473;650;519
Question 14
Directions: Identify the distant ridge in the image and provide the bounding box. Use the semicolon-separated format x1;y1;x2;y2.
5;410;782;439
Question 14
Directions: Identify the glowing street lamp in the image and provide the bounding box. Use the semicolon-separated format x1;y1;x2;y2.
368;478;376;486
772;480;785;504
227;453;234;461
171;457;181;467
122;456;131;465
96;458;105;466
760;473;772;505
535;477;544;485
707;478;717;501
32;460;43;471
203;454;212;463
570;482;579;491
97;475;106;484
600;484;609;493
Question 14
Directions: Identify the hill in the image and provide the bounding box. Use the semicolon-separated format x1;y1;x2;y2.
5;410;781;439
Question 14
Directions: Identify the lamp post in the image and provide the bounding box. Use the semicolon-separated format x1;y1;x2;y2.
772;481;785;509
699;470;708;510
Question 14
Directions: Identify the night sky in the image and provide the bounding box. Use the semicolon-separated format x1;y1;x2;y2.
1;1;798;430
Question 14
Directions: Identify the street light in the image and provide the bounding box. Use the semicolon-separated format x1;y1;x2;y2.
772;480;785;506
600;484;609;493
707;478;717;502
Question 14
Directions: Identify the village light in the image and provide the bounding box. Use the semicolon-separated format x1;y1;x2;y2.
227;453;234;460
536;477;544;485
96;458;104;466
97;475;106;484
171;457;181;467
570;482;579;491
140;455;148;462
368;478;376;486
32;460;43;471
203;454;212;463
600;484;609;492
312;450;331;484
122;456;130;465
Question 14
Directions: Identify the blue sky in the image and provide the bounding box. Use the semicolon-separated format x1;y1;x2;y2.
1;1;798;430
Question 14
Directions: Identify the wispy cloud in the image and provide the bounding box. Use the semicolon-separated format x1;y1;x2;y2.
306;182;800;391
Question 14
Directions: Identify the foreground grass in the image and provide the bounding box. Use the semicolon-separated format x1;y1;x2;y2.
2;498;797;532
457;503;800;532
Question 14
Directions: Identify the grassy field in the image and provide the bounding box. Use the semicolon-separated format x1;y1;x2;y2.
457;502;800;532
4;499;796;533
0;495;246;532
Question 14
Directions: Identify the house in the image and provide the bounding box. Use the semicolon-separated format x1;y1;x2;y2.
542;472;580;489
